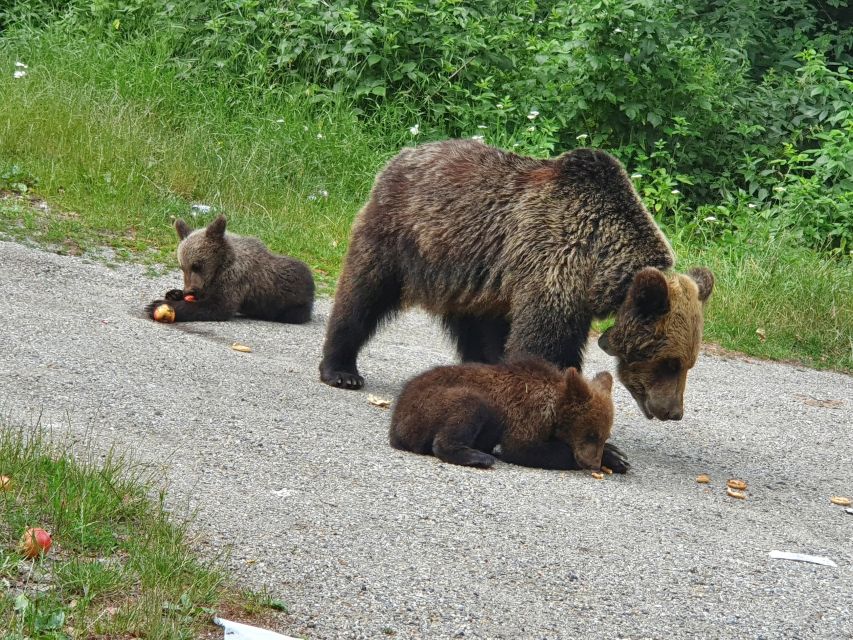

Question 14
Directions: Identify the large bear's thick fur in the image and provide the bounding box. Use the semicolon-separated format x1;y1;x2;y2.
320;139;713;420
390;359;627;472
145;215;315;323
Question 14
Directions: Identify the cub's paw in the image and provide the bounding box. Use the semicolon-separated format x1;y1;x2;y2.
320;366;364;390
460;450;497;469
602;442;630;474
164;289;185;301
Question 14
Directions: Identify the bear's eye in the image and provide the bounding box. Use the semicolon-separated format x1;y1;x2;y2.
656;358;681;377
190;263;201;273
585;433;599;444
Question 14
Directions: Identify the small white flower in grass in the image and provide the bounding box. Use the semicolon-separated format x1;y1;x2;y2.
513;143;520;147
576;133;588;141
409;124;420;136
704;215;717;222
773;186;786;192
303;125;309;131
191;204;212;215
631;173;642;179
613;28;625;34
527;110;539;120
471;135;485;141
748;203;757;208
15;61;28;68
275;118;284;123
671;189;680;195
527;125;536;132
496;103;504;109
316;133;325;140
477;125;487;129
320;190;329;198
13;70;26;79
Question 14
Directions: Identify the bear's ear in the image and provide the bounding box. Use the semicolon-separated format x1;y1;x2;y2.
563;368;593;404
591;371;613;393
688;267;714;303
175;219;191;241
629;267;670;318
206;214;227;239
598;327;616;356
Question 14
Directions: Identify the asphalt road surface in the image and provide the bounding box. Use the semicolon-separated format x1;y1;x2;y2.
1;239;851;639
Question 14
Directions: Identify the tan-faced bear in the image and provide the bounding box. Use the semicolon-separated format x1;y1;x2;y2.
145;215;314;323
319;139;714;421
390;358;627;472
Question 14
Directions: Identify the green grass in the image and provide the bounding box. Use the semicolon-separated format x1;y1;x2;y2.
0;419;288;639
1;30;850;372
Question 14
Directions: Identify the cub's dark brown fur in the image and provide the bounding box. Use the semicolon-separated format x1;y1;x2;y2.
320;139;713;421
145;215;314;323
390;358;627;472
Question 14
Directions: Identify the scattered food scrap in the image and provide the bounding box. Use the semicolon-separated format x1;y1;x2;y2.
152;304;176;323
695;474;711;484
367;394;392;409
726;487;746;500
591;471;604;480
19;527;52;559
0;475;11;491
231;343;252;353
829;496;851;507
727;479;747;491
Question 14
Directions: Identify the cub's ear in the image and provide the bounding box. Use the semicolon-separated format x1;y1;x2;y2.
629;267;670;318
688;267;714;303
175;219;191;241
591;371;613;393
564;368;592;404
206;214;227;239
598;327;616;356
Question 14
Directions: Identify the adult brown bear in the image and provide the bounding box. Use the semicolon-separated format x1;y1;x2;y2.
320;139;713;421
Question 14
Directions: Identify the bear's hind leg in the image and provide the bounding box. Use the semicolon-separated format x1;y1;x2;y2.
432;394;504;468
320;235;402;389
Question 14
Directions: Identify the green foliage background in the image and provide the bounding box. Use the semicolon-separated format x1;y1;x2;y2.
4;0;851;254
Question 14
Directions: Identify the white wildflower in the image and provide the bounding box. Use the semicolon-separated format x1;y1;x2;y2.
316;133;325;139
471;135;485;141
527;125;536;132
748;203;757;208
303;125;309;131
527;110;539;120
496;103;504;109
307;194;317;201
409;124;420;136
773;186;786;192
576;133;588;141
13;70;26;79
671;189;680;195
320;190;329;198
477;125;487;129
15;61;27;68
275;118;285;123
704;215;717;222
613;28;625;34
631;173;643;179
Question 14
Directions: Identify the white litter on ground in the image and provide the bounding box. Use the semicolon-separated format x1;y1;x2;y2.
214;617;301;640
768;550;837;567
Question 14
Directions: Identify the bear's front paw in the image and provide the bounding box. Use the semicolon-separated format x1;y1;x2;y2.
320;366;364;390
144;300;167;318
164;289;185;301
602;442;630;474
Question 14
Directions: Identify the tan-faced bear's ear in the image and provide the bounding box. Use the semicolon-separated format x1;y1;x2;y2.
175;219;191;241
592;371;613;393
564;367;593;404
206;214;227;239
688;267;714;303
630;267;670;318
598;327;616;356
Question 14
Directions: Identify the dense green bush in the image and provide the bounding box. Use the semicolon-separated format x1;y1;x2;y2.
2;0;851;253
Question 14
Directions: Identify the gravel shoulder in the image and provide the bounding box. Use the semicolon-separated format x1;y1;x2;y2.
1;239;851;639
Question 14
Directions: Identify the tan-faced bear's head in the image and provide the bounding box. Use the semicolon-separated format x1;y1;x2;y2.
598;267;714;421
174;214;232;298
555;369;614;470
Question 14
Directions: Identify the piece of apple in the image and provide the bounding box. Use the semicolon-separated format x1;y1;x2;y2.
153;304;176;323
19;527;52;559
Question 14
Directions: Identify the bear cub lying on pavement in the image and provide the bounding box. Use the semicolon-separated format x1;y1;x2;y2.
390;358;628;472
146;215;314;323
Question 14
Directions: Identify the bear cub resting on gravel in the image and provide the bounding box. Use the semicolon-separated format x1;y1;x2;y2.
390;358;628;472
146;215;314;323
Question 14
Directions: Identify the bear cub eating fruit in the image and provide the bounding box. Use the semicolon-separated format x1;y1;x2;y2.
390;358;628;473
146;215;314;323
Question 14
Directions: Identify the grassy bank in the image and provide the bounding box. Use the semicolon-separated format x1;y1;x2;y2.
0;419;288;638
1;32;850;372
